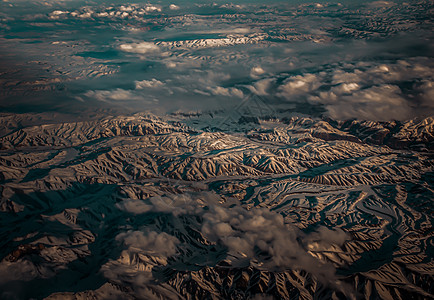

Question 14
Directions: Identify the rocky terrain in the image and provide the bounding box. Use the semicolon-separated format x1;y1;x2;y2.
0;112;432;299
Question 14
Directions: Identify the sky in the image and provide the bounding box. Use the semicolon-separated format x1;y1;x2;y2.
0;0;433;121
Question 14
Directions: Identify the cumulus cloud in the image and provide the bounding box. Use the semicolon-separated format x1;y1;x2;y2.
208;86;244;98
115;192;350;283
135;79;165;89
309;84;412;121
278;73;323;100
102;229;180;296
200;204;349;277
368;1;396;7
116;231;179;257
416;80;434;108
248;78;274;96
143;4;161;13
305;227;349;250
250;66;266;79
165;70;243;102
103;189;355;299
116;199;152;214
276;58;434;120
84;89;144;102
331;69;363;86
119;42;160;54
63;4;163;22
219;3;245;9
169;4;180;10
164;61;178;69
116;193;214;216
332;60;433;87
49;10;69;19
330;82;360;94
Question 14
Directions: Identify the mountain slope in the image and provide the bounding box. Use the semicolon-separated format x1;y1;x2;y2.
0;113;432;299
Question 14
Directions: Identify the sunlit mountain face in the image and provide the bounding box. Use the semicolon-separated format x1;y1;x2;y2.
0;1;433;299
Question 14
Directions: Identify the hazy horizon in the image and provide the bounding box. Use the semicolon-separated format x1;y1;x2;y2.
1;0;433;121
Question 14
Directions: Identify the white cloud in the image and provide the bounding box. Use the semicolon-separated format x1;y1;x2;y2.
277;58;434;120
417;80;434;108
332;70;363;85
219;3;245;9
248;78;274;96
107;192;353;297
143;4;161;12
331;82;360;94
49;10;69;19
208;86;244;98
116;231;179;257
250;66;266;79
116;194;206;217
194;89;211;96
278;73;323;100
164;61;177;68
199;204;349;280
310;85;412;121
333;59;433;86
119;5;134;12
116;192;349;278
116;199;152;214
96;11;109;17
119;42;160;54
169;4;180;10
305;227;349;249
368;1;396;7
135;79;165;89
84;89;144;102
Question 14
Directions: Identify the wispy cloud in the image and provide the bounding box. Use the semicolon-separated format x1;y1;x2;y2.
116;230;179;257
119;42;160;55
84;89;144;102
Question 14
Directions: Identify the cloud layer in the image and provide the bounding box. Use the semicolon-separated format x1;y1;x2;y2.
116;230;179;257
114;193;350;280
119;42;160;55
1;0;433;120
274;58;434;120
